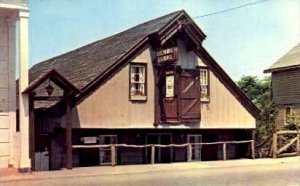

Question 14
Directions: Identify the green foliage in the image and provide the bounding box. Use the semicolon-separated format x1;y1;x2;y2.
237;75;278;143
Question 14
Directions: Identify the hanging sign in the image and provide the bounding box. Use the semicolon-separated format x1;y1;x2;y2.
156;47;178;64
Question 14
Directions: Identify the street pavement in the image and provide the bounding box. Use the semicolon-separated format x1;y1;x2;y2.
1;157;300;186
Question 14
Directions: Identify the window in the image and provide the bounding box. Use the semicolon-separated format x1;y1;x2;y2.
284;106;293;125
130;64;146;101
199;68;209;102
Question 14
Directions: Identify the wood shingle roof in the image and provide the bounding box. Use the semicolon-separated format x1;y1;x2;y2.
29;11;182;90
27;10;260;118
264;43;300;73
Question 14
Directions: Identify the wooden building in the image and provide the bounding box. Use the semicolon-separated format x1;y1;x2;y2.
264;43;300;129
24;10;259;170
0;0;30;171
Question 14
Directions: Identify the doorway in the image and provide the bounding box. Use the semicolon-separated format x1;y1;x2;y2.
187;135;202;161
145;133;172;163
99;135;117;165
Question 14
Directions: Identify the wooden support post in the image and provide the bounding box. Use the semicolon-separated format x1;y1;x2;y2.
297;132;300;156
151;145;155;164
251;140;255;159
66;94;72;169
111;145;116;166
223;143;227;160
29;93;35;170
272;133;277;159
187;144;192;162
251;130;255;159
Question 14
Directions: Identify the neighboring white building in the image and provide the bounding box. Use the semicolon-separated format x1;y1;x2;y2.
0;0;30;171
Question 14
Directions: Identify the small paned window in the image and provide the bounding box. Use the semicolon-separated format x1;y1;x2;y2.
130;64;147;101
199;68;209;102
284;106;293;125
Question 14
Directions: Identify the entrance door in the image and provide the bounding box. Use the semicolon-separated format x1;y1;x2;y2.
146;134;172;163
187;135;202;161
157;68;200;124
180;70;201;122
99;135;117;165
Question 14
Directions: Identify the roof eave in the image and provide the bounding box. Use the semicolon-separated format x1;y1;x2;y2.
264;65;300;73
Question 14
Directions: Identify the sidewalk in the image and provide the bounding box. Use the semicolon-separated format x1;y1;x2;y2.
1;156;300;183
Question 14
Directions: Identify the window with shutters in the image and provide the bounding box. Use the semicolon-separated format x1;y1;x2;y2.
130;64;147;101
199;68;209;102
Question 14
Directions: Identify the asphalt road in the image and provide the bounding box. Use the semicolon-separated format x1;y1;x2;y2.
2;161;300;186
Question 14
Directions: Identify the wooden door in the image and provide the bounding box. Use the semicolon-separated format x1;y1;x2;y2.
179;70;201;122
158;68;179;123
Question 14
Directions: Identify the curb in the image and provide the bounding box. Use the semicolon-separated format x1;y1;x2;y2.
1;157;299;182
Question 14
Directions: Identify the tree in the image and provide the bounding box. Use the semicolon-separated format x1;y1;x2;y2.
237;76;277;143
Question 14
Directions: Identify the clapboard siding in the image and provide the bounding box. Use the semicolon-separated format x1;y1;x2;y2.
275;104;300;129
272;70;300;105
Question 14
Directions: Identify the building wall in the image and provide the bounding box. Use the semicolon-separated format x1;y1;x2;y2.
0;18;10;168
71;38;255;129
272;69;300;105
275;104;300;130
0;7;26;169
200;66;255;129
74;48;155;128
271;70;300;129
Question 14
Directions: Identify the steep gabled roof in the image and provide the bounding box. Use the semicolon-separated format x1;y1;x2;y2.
24;69;80;94
29;10;259;118
264;43;300;73
29;11;183;90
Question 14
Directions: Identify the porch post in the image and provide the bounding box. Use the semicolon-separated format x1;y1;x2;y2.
29;93;35;170
251;129;255;159
18;10;30;171
66;93;72;169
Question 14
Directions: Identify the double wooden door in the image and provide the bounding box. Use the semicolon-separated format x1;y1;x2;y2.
158;68;201;123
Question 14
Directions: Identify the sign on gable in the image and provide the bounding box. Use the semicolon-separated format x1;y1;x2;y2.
156;47;178;65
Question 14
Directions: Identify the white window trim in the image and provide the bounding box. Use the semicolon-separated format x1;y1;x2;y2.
130;63;147;101
284;105;293;126
199;67;209;102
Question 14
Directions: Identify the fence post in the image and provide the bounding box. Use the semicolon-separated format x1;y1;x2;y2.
111;145;116;166
151;145;155;164
272;132;277;159
187;144;192;162
223;143;227;160
297;132;300;156
251;140;255;159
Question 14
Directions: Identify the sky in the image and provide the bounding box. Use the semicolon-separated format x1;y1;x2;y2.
28;0;299;81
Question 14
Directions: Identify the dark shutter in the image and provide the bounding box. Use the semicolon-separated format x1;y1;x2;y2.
179;69;201;122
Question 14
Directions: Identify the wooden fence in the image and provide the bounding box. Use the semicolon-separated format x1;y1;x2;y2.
73;140;255;166
272;130;300;158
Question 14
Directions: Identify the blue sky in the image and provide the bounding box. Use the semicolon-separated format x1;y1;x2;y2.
29;0;299;80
